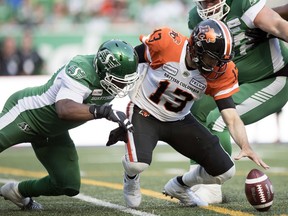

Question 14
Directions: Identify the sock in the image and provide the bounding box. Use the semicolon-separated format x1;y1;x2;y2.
126;174;137;179
176;176;188;187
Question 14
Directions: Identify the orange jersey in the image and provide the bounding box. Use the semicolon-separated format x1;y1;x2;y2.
206;62;239;100
131;27;239;121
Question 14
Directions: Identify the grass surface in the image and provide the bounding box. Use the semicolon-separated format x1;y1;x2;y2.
0;143;287;216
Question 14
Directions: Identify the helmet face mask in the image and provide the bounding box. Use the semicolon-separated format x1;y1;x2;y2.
95;39;139;97
189;19;234;80
194;0;230;20
100;72;139;98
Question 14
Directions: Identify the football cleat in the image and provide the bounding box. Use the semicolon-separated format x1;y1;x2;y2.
163;177;208;207
0;182;43;210
123;173;141;208
22;198;43;211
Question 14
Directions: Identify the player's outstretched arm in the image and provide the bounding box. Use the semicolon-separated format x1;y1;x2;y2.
55;99;95;121
220;108;270;170
55;99;134;132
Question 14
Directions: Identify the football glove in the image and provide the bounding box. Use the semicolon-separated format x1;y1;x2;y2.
106;126;127;146
89;104;134;132
245;28;283;45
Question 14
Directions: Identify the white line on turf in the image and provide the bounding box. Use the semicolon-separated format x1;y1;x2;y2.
75;193;159;216
0;178;158;216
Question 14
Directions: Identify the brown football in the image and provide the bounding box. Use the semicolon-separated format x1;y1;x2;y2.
245;169;274;211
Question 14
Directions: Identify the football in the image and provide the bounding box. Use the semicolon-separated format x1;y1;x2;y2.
245;169;274;211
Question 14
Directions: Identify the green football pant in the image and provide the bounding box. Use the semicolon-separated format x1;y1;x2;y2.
0;121;81;197
19;132;81;197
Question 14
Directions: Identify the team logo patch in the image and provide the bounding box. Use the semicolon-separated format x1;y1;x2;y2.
97;49;121;71
189;78;206;90
18;122;33;134
162;64;178;76
67;65;86;79
169;30;182;45
92;89;103;96
197;25;217;43
182;71;190;78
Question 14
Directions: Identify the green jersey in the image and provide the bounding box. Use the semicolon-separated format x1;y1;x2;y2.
1;55;114;137
188;0;288;84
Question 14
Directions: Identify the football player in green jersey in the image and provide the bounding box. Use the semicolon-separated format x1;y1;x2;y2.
0;39;139;210
186;0;288;204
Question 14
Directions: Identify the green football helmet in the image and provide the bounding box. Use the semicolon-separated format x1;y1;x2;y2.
94;39;139;98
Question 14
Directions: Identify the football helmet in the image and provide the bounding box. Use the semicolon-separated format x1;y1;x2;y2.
194;0;230;20
188;19;234;80
95;39;139;97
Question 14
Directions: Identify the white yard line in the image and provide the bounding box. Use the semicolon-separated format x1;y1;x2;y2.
0;178;158;216
75;193;158;216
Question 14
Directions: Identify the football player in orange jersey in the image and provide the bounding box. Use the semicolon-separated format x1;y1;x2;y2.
187;0;288;204
108;19;269;208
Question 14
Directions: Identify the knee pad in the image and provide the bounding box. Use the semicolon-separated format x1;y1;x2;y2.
214;165;236;184
122;155;149;176
183;164;235;186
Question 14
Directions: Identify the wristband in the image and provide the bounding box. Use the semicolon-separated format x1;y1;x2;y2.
89;105;97;119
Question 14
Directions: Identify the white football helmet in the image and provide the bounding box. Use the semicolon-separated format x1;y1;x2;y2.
194;0;230;20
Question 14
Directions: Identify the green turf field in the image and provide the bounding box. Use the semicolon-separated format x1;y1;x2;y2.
0;143;287;216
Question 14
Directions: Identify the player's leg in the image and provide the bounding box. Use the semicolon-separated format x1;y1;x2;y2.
0;115;45;210
233;77;288;125
163;114;235;206
189;94;229;204
190;94;232;163
190;94;217;123
122;104;157;208
0;89;40;152
18;131;81;198
0;97;47;210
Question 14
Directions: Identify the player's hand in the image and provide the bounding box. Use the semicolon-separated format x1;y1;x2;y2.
245;28;279;45
234;147;270;170
106;126;128;146
94;104;134;132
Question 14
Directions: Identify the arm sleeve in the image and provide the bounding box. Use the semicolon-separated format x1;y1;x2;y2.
215;96;236;111
134;44;146;63
56;69;91;103
242;0;266;28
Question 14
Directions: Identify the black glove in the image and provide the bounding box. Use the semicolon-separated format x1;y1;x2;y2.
89;104;134;132
106;126;128;146
245;28;278;45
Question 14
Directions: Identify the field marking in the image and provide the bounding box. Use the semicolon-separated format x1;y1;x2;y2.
75;193;159;216
0;177;158;216
0;166;254;216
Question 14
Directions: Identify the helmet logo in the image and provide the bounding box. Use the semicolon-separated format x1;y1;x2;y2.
197;25;216;43
97;49;121;72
